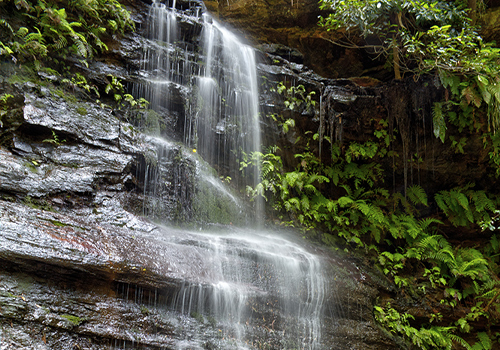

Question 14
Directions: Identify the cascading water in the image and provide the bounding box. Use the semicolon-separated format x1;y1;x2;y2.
195;15;261;186
132;1;326;348
145;228;326;350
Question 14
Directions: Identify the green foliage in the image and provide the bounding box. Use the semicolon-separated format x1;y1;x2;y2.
268;82;315;134
374;303;467;350
0;93;14;128
318;0;500;144
104;74;149;109
432;102;446;143
471;332;493;350
102;74;152;130
62;72;99;97
434;184;497;227
318;0;480;80
254;78;500;349
0;0;134;67
273;81;316;111
43;130;66;146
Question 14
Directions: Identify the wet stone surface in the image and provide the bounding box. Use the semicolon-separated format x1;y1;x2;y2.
0;0;401;348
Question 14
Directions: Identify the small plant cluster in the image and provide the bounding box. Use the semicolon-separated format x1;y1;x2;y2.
0;0;151;132
242;81;500;349
0;0;133;68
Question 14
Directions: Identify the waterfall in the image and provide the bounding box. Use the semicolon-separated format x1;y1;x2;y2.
168;229;325;349
135;0;261;195
132;1;325;348
196;15;261;187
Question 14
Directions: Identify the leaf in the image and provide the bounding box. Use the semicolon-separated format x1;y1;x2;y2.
407;185;428;206
337;196;354;207
432;102;446;143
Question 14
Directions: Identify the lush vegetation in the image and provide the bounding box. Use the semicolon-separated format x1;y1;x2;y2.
0;0;133;68
241;68;500;349
0;0;153;130
3;0;500;347
232;1;500;348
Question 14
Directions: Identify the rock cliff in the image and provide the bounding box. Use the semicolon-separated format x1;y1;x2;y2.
0;0;402;348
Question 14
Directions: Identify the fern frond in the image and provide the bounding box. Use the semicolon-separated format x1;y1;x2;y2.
306;173;329;185
0;19;14;34
300;195;310;211
435;192;448;213
407;184;428;206
471;190;495;212
53;36;68;50
452;190;470;211
284;197;300;211
432;102;446;143
355;201;385;224
337;196;354;207
448;333;471;350
24;29;44;44
14;0;32;11
478;288;500;300
418;217;443;232
476;332;492;350
303;184;319;195
285;171;304;189
73;32;90;57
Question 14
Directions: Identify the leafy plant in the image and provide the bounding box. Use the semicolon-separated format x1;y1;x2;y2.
374;303;468;350
254;79;500;349
43;130;66;146
0;0;134;67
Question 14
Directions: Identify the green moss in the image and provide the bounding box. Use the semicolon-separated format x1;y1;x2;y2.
48;219;67;227
23;161;38;173
192;177;245;226
190;311;204;323
76;106;87;115
61;314;85;326
53;89;66;99
23;196;54;211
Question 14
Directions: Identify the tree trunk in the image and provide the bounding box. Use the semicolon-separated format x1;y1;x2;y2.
393;40;401;80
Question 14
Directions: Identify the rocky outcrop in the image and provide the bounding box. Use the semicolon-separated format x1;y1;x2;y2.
0;0;416;349
204;0;387;79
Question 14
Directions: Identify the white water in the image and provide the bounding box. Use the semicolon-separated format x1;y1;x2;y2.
135;2;325;349
136;0;179;111
137;2;262;213
196;15;261;177
167;228;325;349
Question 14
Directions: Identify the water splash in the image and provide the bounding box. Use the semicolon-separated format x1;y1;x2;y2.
195;15;261;181
170;229;325;349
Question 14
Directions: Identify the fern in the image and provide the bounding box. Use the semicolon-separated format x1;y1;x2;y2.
435;187;498;227
417;235;455;263
355;201;385;224
470;332;493;350
1;0;134;65
433;102;447;143
0;19;14;34
407;184;428;206
14;0;32;11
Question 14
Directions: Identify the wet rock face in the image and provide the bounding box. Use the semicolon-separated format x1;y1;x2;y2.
0;81;398;349
205;0;383;79
0;196;397;349
0;0;402;349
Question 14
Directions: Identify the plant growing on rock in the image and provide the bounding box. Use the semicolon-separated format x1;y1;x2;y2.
0;0;134;67
248;79;500;349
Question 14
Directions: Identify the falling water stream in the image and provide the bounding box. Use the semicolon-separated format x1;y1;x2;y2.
133;1;327;348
